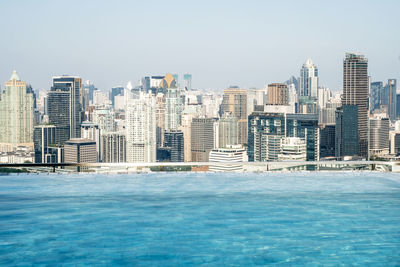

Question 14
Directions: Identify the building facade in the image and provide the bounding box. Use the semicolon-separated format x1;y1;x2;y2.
222;88;247;145
191;117;215;162
0;71;34;151
342;53;369;159
299;58;319;97
267;83;288;105
248;112;319;161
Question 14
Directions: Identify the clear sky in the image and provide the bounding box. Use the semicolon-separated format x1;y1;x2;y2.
0;0;399;92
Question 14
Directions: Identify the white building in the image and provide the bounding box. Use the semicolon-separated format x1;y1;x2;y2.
299;58;319;98
209;145;248;172
278;137;307;161
165;88;183;131
126;92;156;162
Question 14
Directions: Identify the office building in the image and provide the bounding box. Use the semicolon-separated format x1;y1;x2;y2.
219;112;238;148
382;79;397;121
64;138;97;163
319;124;335;158
163;74;182;131
335;105;359;158
101;132;126;163
110;87;124;107
222;88;247;145
267;83;288;105
342;53;369;158
183;73;192;91
209;145;247;172
191;117;215;162
389;131;400;155
248;112;319;161
370;81;383;112
81;122;101;161
299;58;319;97
0;70;34;151
164;130;184;162
48;76;82;145
33;125;57;163
369;114;389;157
126;93;156;163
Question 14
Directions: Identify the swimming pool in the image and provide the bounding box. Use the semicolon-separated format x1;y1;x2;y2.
0;172;399;265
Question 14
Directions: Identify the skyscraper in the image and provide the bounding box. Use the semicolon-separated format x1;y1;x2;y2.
382;79;397;121
183;73;192;91
164;130;184;162
101;132;126;163
191;117;215;162
163;74;183;131
126;92;156;162
299;58;319;98
110;87;124;107
48;76;82;145
219;112;238;148
342;53;369;159
335;105;359;158
33;125;56;163
222;88;247;145
267;83;288;105
370;81;383;112
0;70;34;151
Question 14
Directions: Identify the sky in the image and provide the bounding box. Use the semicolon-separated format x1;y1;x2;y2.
0;0;399;93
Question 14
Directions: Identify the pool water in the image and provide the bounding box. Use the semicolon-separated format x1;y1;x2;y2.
0;172;399;265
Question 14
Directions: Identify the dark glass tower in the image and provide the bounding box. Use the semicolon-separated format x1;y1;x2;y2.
164;130;184;162
47;76;82;145
335;105;359;158
342;53;368;159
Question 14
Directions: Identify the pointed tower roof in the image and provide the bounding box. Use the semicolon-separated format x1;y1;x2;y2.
10;70;20;81
304;58;314;67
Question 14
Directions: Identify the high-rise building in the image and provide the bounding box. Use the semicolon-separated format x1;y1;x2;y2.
110;87;124;107
183;74;192;91
218;112;238;148
267;83;288;105
248;112;319;161
81;122;101;161
0;70;34;151
191;117;215;162
335;105;359;158
48;76;82;145
397;94;400;119
82;80;97;103
222;88;247;145
342;53;369;158
155;93;166;147
163;74;182;131
319;124;336;158
126;93;156;162
165;88;182;130
164;130;184;162
299;58;319;97
369;114;389;157
382;79;397;121
101;132;126;163
370;81;383;112
178;112;196;162
33;125;57;163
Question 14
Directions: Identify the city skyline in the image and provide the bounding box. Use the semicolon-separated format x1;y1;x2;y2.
0;1;399;92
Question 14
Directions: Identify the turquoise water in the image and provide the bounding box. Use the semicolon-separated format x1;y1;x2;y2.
0;172;400;266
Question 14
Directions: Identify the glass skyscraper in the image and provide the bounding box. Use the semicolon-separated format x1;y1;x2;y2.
47;76;82;145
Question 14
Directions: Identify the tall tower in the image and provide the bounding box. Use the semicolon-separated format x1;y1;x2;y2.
0;70;34;151
126;92;156;162
342;53;369;158
222;88;247;145
299;58;319;98
183;74;192;91
47;75;82;145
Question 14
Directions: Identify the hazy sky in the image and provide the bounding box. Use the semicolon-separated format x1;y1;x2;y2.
0;0;399;92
